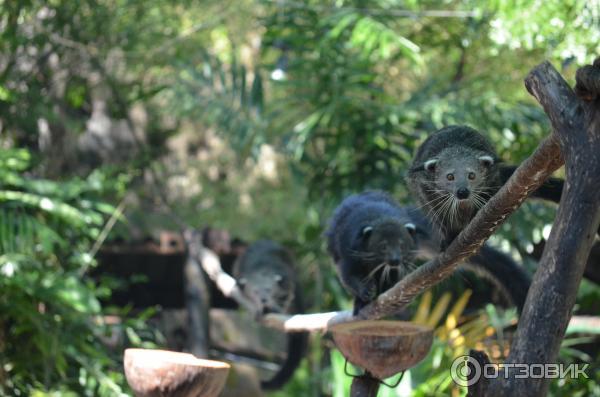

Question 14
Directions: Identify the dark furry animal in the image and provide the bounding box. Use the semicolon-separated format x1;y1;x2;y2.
233;240;308;390
408;125;502;248
408;126;598;248
326;191;418;314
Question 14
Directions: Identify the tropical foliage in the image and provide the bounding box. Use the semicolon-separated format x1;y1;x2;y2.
1;0;599;395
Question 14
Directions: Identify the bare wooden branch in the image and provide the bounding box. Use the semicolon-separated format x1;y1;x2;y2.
488;58;600;397
262;311;353;332
191;238;256;314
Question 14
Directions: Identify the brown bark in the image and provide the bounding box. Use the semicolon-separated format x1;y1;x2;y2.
487;59;600;396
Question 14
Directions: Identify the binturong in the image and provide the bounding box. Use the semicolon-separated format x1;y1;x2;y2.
233;240;308;390
407;125;501;249
325;191;418;314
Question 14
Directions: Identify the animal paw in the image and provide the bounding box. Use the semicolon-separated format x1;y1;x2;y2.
358;283;377;303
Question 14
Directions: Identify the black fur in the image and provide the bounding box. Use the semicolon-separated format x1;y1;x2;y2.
408;125;502;248
326;191;418;314
499;165;564;203
233;240;308;390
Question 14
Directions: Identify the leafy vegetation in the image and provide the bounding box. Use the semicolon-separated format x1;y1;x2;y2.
0;150;157;395
1;0;599;396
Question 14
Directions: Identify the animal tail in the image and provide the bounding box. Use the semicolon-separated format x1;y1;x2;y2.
261;286;309;390
500;164;599;236
260;330;309;390
464;244;532;312
499;164;564;204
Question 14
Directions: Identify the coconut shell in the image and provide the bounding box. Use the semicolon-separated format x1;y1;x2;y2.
330;320;433;380
124;348;230;397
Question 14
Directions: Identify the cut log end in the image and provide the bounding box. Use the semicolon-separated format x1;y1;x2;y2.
330;320;433;380
124;349;230;397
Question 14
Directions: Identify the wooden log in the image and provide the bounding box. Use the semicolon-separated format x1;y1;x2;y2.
124;349;230;397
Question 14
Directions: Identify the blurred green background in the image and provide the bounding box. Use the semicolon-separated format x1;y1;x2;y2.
1;0;599;396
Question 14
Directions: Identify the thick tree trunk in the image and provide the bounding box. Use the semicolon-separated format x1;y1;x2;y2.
487;59;600;396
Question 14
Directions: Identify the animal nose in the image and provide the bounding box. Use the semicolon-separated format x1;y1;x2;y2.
456;187;470;200
389;255;401;266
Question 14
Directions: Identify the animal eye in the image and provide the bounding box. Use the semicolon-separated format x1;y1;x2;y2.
446;173;454;181
468;172;476;180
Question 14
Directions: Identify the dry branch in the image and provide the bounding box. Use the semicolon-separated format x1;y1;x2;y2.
188;231;256;314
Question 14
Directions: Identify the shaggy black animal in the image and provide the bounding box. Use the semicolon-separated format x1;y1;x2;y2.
407;125;594;248
326;191;418;313
408;125;502;249
233;240;308;390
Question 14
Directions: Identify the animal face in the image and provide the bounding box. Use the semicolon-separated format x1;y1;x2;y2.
423;147;495;210
238;271;294;315
359;220;417;269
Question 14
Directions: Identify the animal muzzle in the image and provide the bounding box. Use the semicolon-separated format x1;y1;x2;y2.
456;187;470;200
388;254;402;267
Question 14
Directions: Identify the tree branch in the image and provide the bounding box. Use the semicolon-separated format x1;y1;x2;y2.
488;59;600;396
186;231;256;314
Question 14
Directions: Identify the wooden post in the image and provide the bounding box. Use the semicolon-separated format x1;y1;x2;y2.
350;373;380;397
183;229;211;357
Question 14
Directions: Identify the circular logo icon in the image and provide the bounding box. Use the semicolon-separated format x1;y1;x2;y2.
450;355;482;387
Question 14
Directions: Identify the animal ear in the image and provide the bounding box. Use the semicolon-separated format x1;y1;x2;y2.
361;226;373;239
424;159;438;172
404;222;417;236
478;155;494;167
237;278;247;289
